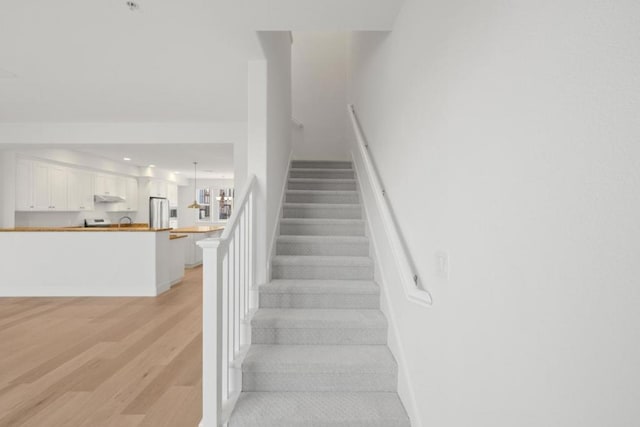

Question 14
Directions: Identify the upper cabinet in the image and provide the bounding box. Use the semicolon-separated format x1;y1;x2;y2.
16;160;69;211
14;157;174;214
149;179;168;198
67;169;95;211
108;177;138;212
15;159;33;211
95;174;124;197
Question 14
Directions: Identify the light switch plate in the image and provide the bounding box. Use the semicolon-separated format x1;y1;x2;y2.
435;251;449;281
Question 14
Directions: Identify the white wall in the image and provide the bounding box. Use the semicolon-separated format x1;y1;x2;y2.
292;32;349;160
258;32;293;281
348;1;640;426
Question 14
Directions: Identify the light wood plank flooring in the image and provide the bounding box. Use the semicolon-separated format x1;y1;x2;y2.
0;266;203;427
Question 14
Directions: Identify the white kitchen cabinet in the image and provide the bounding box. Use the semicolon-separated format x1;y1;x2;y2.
32;162;50;210
48;165;68;210
109;177;139;212
68;169;95;211
15;159;33;210
95;174;124;197
16;160;68;211
149;179;168;198
123;177;139;211
182;231;222;267
167;183;178;207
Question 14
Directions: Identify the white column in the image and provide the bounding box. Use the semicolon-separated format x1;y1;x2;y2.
198;238;224;427
247;59;268;285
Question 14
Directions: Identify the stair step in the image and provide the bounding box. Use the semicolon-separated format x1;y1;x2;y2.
242;345;397;392
290;168;355;180
285;189;359;204
276;235;369;256
288;178;357;191
251;309;387;345
259;280;379;309
280;218;365;236
283;203;362;219
229;392;410;427
272;255;374;280
291;160;353;169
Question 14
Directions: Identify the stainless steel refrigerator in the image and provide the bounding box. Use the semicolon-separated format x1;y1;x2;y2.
149;197;170;229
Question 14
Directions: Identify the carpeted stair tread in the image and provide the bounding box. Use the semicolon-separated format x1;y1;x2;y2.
272;255;373;267
291;160;353;169
285;189;360;204
242;345;396;374
276;235;369;256
251;308;386;329
287;178;358;191
284;202;361;209
228;392;410;427
280;218;365;226
277;235;368;243
259;280;380;309
260;280;379;295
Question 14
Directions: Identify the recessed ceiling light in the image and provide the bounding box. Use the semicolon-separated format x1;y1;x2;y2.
123;157;131;161
149;164;156;168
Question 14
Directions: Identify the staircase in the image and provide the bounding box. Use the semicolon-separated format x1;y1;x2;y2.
228;161;410;427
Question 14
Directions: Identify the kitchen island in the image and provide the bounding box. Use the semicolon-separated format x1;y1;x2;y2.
0;226;183;297
171;225;224;268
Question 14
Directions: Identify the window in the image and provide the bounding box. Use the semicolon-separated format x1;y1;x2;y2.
196;187;234;223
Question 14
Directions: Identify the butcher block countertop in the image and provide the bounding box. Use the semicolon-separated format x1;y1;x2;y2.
170;225;225;234
0;224;172;232
169;234;188;240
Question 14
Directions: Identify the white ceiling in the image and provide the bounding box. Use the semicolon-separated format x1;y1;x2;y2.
0;0;262;122
0;0;405;123
244;0;406;31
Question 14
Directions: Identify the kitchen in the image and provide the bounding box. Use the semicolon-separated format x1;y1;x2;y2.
0;143;233;297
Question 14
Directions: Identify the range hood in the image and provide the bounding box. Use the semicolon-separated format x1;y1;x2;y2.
94;194;126;203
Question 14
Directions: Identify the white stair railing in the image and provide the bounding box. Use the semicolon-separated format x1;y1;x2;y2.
348;105;433;307
198;174;257;427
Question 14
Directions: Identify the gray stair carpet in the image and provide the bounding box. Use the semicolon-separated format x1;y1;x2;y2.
229;160;410;427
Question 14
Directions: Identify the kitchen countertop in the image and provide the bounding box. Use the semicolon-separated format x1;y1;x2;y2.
170;225;225;234
169;234;188;240
0;224;172;232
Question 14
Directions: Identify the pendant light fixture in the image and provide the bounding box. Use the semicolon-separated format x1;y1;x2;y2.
187;162;202;209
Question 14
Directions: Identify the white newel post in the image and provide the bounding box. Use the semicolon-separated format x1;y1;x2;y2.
198;238;224;427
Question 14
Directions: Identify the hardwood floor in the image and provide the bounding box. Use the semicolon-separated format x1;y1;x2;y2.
0;267;203;427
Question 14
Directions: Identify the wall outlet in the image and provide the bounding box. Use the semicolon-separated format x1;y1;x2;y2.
435;251;449;281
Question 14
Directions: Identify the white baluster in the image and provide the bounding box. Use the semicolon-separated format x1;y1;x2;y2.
234;225;241;354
